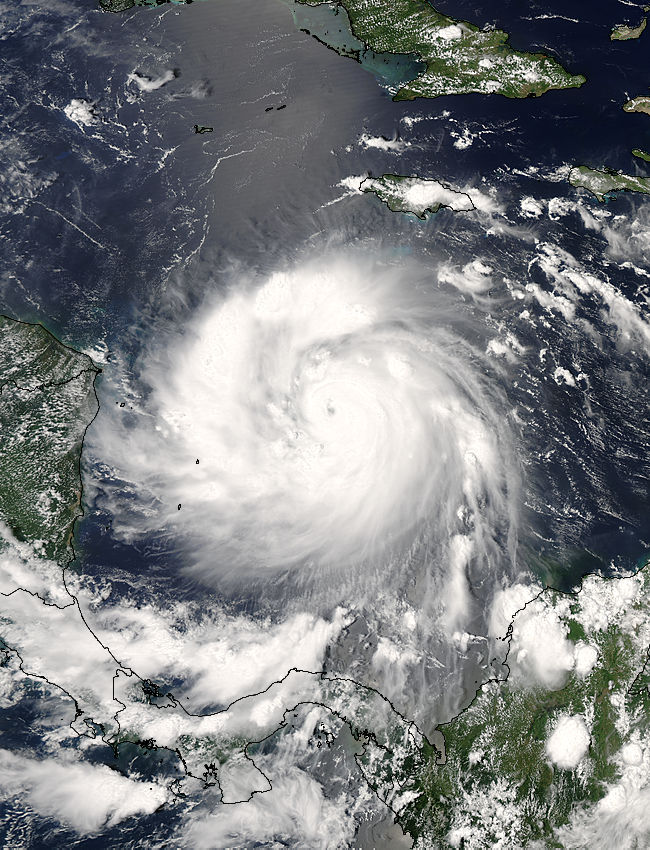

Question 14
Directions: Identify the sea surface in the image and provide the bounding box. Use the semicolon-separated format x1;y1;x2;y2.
1;0;649;844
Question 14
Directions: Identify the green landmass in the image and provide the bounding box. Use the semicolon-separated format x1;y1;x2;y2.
125;559;647;847
624;95;650;116
112;667;437;810
396;564;650;848
100;0;585;102
193;125;214;134
360;174;476;219
610;17;647;40
99;0;193;12
568;164;650;202
295;0;585;101
633;148;650;162
0;316;99;563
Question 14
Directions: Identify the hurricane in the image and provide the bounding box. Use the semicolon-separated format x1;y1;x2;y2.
95;253;518;594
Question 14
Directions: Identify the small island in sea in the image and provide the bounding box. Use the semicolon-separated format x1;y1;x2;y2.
610;17;647;40
624;95;650;116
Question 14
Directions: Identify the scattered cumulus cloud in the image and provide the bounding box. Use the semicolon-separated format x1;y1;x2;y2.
127;70;177;92
63;99;97;128
357;133;409;153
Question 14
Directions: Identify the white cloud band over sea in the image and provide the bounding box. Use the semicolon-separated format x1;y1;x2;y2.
90;253;519;611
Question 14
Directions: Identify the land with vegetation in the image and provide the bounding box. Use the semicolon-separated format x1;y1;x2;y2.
568;165;650;202
360;174;476;218
624;95;650;116
397;565;650;847
611;17;647;40
295;0;586;100
0;316;99;563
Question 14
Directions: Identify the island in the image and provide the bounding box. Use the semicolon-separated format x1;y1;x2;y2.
193;124;214;134
100;0;586;103
568;165;650;202
610;17;647;40
295;0;585;100
100;0;193;10
0;316;100;564
633;148;650;162
396;562;650;848
360;174;476;218
623;95;650;116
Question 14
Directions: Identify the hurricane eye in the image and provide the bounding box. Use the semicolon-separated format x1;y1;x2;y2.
99;260;512;579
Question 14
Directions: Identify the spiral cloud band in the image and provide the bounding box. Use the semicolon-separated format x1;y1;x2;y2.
98;257;516;584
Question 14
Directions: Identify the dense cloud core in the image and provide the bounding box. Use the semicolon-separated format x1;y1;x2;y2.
94;256;517;589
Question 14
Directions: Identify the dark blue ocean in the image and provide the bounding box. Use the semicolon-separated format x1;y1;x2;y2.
0;0;649;844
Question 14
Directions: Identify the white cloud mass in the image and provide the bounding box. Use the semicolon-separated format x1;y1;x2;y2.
0;750;168;833
546;714;590;769
91;255;517;588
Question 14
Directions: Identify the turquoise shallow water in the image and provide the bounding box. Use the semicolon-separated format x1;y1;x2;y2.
285;0;426;90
